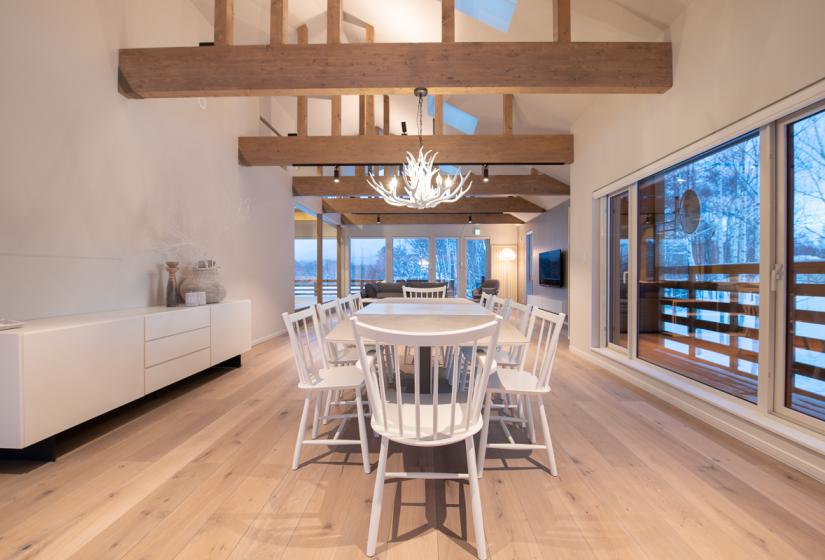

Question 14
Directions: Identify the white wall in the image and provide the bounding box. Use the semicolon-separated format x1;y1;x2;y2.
0;0;294;342
523;201;569;314
568;0;825;352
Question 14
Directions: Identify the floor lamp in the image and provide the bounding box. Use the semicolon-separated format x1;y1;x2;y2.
499;247;517;298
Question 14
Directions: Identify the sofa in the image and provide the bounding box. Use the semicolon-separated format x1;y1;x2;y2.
361;280;452;299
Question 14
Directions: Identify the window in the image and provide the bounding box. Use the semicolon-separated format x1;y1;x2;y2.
786;107;825;421
466;238;491;298
350;238;386;293
456;0;517;32
392;238;430;281
608;192;630;348
436;238;459;297
636;133;761;402
294;211;338;308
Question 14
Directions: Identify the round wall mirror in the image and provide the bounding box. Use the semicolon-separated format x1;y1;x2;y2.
678;189;701;234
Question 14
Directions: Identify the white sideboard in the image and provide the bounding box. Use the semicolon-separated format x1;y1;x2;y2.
0;300;251;452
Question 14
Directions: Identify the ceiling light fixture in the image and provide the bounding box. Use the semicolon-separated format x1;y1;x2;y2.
377;215;381;224
468;214;473;224
483;164;490;182
333;165;340;183
367;87;472;209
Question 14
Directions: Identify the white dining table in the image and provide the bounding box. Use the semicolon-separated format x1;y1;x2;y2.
326;298;528;346
326;298;528;393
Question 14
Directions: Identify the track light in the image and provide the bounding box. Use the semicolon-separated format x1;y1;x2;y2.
468;215;473;224
401;121;408;135
482;164;490;183
377;215;381;224
333;165;340;183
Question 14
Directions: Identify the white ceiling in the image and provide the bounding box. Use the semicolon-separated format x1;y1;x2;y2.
194;0;693;209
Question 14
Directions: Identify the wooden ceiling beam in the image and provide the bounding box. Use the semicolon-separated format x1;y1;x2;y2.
270;0;287;45
322;197;544;215
554;0;572;42
239;134;573;166
442;0;455;43
342;213;524;225
117;42;672;98
292;174;570;196
214;0;234;46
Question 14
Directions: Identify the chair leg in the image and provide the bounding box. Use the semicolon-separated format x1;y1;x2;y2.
537;397;558;477
311;392;321;439
355;389;371;474
465;437;487;560
292;394;312;470
366;436;389;557
322;389;333;425
477;392;493;478
518;395;527;428
526;396;536;444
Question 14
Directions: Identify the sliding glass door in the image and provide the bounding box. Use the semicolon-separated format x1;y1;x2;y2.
465;238;491;298
608;191;630;348
784;106;825;422
436;238;458;297
636;133;761;402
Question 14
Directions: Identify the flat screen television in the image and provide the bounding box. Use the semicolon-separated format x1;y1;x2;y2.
539;249;564;287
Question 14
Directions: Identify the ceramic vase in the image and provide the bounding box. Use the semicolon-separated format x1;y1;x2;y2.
179;265;226;304
165;261;179;307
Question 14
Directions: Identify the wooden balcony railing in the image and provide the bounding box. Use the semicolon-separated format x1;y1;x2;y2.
642;261;825;416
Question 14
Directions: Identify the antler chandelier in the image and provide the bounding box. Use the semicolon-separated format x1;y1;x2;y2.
366;87;472;209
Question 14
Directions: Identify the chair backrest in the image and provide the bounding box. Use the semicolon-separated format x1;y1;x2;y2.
282;307;327;386
505;300;533;334
520;308;565;390
403;285;447;298
488;295;510;316
479;292;493;308
351;292;364;311
338;294;357;317
315;300;346;363
352;316;501;443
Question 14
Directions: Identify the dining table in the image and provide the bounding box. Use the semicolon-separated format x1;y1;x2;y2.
325;297;529;393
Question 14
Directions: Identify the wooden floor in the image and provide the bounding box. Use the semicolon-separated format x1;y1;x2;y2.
2;337;825;559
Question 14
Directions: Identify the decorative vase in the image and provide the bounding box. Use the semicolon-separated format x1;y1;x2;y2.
179;264;226;304
165;261;179;307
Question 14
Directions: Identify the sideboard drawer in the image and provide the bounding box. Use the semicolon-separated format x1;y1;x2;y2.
145;306;210;341
145;327;210;368
145;348;211;393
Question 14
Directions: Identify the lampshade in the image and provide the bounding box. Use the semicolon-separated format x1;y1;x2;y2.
499;248;517;261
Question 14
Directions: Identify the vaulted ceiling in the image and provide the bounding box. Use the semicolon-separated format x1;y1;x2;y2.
125;0;692;221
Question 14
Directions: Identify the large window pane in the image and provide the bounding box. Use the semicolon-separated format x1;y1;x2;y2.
787;108;825;421
466;238;491;298
294;209;317;310
436;238;458;296
393;238;430;281
321;236;337;302
608;192;630;347
637;133;761;402
350;238;386;293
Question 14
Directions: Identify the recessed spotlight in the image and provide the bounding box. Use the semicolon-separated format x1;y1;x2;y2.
482;164;490;183
468;214;473;224
377;215;381;224
334;165;340;183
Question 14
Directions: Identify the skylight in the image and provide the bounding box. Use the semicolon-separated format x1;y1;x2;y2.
455;0;517;33
427;96;479;135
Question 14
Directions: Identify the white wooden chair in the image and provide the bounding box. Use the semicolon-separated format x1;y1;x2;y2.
402;285;446;298
282;307;371;473
488;295;510;316
353;316;501;559
316;300;358;366
477;307;565;478
350;292;365;311
496;300;532;369
479;292;493;309
339;293;359;317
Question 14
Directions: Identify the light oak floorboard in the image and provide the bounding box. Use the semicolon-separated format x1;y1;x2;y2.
0;337;823;559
